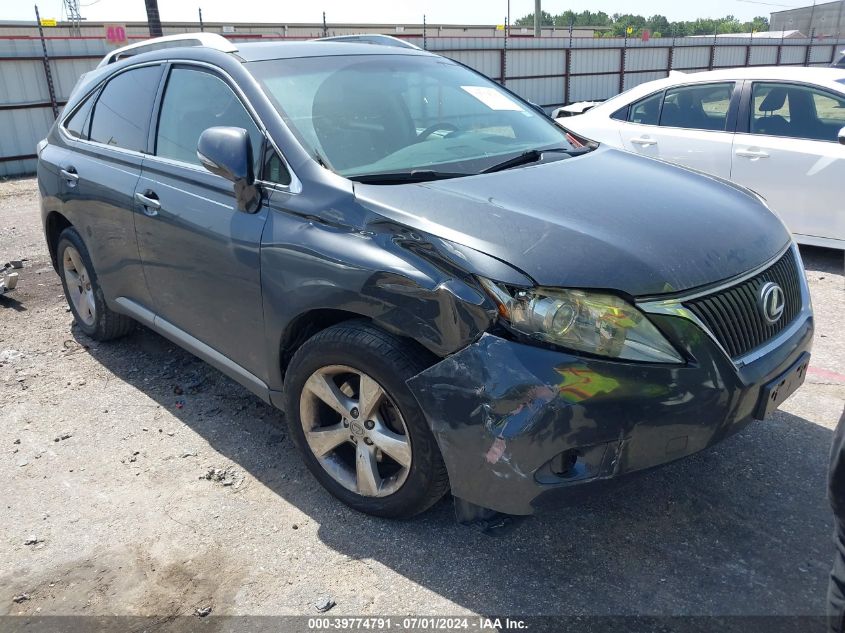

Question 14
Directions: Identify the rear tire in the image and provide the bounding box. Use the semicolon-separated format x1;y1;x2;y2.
57;227;134;341
284;321;449;518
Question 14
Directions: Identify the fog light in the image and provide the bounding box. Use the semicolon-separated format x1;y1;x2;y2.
550;449;579;478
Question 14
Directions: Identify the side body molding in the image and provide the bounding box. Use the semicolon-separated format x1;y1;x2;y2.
114;297;272;403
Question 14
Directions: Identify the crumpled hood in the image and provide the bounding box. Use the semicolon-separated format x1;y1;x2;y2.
354;147;790;297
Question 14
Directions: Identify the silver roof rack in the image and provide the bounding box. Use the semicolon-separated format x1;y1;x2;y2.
314;34;421;50
97;32;238;68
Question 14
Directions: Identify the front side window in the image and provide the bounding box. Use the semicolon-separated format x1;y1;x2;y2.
247;54;573;179
89;65;162;152
659;83;734;132
751;82;845;142
155;67;264;174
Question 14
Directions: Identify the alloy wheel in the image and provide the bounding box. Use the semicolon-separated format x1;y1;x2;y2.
299;365;412;497
62;245;96;327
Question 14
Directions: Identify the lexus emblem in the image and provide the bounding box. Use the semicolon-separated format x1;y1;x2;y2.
759;282;785;323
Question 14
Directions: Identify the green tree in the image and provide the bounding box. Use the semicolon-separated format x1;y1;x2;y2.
514;11;554;27
512;11;774;37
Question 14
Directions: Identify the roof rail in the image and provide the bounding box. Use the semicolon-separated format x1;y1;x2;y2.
97;32;238;68
314;34;421;50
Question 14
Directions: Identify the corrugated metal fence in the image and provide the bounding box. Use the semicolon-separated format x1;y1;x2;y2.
2;34;843;177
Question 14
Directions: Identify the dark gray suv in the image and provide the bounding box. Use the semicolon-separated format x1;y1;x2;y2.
38;34;813;521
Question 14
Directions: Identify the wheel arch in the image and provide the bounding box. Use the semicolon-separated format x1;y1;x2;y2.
45;211;73;271
278;308;439;384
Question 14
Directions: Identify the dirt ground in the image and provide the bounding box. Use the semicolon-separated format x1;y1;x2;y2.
1;176;844;620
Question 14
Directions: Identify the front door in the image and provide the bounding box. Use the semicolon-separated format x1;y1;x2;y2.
731;81;845;245
134;64;269;378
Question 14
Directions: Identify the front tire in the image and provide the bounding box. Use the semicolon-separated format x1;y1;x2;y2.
284;322;449;518
57;227;134;341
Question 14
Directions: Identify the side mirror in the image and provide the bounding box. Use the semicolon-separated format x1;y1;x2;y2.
839;126;845;146
528;101;549;118
197;126;259;212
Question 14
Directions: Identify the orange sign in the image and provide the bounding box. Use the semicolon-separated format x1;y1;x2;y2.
105;24;128;45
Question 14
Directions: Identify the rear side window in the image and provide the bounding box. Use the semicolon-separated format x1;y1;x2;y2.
63;92;96;140
627;92;661;125
89;65;163;152
659;83;734;132
155;67;264;173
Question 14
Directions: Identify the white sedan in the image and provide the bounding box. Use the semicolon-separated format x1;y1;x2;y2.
560;67;845;249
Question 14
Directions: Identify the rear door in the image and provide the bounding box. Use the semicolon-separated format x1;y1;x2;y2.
617;81;738;178
56;63;164;308
134;64;270;378
731;81;845;245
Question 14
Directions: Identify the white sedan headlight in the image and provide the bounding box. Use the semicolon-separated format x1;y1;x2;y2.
479;279;683;364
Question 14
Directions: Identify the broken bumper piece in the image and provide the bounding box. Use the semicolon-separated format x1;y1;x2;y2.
407;313;813;516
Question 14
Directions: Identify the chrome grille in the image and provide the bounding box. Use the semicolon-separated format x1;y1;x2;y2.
684;249;803;360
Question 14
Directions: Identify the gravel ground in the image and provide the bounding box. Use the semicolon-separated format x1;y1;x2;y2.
1;176;844;619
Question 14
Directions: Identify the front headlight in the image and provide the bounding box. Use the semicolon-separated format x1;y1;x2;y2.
478;278;683;364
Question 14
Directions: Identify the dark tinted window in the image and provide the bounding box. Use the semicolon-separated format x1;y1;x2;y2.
263;146;291;185
89;65;162;151
627;92;662;125
155;67;263;172
659;83;733;131
751;82;845;142
63;92;96;140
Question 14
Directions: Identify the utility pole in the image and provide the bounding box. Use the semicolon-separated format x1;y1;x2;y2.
198;7;204;32
34;4;59;119
63;0;82;36
423;14;427;50
144;0;163;37
322;11;328;38
534;0;541;37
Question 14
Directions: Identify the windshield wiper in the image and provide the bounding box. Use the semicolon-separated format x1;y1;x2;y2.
348;169;466;185
480;147;590;174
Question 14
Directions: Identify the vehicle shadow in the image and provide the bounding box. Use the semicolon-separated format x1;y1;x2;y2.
75;323;837;617
800;244;844;275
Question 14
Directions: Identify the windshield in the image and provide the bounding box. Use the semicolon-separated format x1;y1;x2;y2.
247;54;572;179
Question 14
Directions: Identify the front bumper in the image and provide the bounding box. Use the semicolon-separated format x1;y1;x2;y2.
407;308;813;516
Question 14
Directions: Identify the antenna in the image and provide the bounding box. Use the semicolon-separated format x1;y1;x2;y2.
63;0;83;35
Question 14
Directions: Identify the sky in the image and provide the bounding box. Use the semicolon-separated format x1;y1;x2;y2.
6;0;801;25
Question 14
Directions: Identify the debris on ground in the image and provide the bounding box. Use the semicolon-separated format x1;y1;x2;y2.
53;432;72;442
199;466;243;489
12;593;29;604
0;260;22;295
180;449;197;458
24;536;41;546
195;605;212;617
0;349;24;363
314;596;335;612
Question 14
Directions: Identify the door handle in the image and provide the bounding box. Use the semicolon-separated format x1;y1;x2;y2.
134;190;161;216
60;167;79;187
736;148;770;159
630;137;657;147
